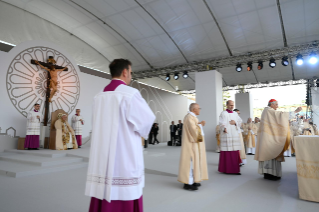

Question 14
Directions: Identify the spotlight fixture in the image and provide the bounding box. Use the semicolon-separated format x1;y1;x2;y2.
165;74;170;81
309;52;318;64
183;71;189;79
296;53;304;65
174;73;179;80
269;58;276;68
236;64;242;72
281;56;289;66
257;61;263;70
247;62;252;71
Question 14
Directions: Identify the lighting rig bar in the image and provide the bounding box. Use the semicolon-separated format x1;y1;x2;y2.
132;41;319;79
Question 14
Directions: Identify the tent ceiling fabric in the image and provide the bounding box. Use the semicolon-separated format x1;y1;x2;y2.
1;0;319;91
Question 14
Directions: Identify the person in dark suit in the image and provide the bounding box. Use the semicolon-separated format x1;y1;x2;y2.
177;120;183;145
148;123;155;145
152;123;159;145
170;121;177;145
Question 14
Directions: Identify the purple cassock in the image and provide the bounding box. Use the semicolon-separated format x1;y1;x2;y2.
88;79;143;212
75;135;82;146
24;109;40;149
218;109;241;174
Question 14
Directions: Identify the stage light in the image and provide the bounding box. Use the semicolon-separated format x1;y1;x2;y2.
174;73;179;80
296;53;304;65
247;62;252;71
236;64;242;72
269;58;276;68
165;74;170;81
183;71;189;79
257;61;263;70
281;56;289;66
309;52;318;64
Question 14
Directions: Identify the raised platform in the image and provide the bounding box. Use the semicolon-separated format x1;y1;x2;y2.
0;149;89;178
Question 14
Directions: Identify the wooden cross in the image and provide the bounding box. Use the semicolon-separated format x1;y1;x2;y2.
31;57;68;126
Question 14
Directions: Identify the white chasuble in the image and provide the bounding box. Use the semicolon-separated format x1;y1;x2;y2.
85;85;155;202
26;111;41;135
219;111;242;151
71;115;84;135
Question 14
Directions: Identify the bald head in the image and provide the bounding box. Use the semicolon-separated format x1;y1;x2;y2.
189;103;201;115
226;100;234;111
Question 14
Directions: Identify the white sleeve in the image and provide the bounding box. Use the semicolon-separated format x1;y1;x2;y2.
288;112;295;120
127;92;156;139
27;112;33;123
219;112;227;132
72;115;77;123
250;130;255;135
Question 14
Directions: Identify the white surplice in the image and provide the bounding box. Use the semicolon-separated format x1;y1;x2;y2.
26;111;41;135
85;85;155;202
219;111;242;151
71;115;84;135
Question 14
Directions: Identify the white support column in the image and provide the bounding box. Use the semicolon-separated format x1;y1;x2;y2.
235;93;254;122
195;70;223;151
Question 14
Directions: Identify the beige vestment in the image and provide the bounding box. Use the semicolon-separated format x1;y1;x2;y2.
243;123;257;148
239;132;246;160
303;122;315;135
178;113;208;184
255;107;291;162
55;119;78;150
216;125;221;148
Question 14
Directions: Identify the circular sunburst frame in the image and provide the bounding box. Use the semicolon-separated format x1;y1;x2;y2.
6;46;80;121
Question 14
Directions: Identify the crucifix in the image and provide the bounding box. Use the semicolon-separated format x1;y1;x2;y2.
31;57;68;126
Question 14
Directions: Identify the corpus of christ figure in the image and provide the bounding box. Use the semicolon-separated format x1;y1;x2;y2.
34;60;67;102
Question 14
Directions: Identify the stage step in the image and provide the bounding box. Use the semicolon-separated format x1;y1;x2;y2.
0;154;83;167
0;150;89;178
4;149;67;158
0;160;87;178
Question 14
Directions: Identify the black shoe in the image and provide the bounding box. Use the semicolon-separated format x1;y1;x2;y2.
28;148;32;150
193;183;201;187
153;143;155;145
264;174;279;181
33;148;39;150
183;184;198;191
78;146;81;148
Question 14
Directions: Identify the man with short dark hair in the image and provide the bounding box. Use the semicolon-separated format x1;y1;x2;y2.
71;109;84;148
25;104;41;150
86;59;155;212
177;120;183;144
170;121;177;145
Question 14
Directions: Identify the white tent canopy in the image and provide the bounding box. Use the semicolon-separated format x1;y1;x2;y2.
1;0;319;91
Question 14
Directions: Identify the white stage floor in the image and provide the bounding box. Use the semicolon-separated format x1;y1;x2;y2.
0;144;317;212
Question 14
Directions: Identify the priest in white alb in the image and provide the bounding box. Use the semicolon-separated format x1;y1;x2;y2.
218;101;242;175
85;59;155;212
71;109;84;148
178;103;208;191
255;99;302;181
25;103;41;150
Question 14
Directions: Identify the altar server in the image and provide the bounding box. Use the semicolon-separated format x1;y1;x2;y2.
218;101;242;175
178;103;208;191
71;109;84;148
25;104;41;150
86;59;155;212
255;99;302;181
